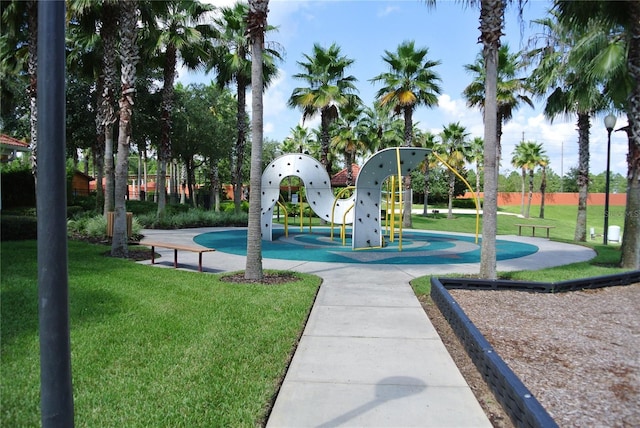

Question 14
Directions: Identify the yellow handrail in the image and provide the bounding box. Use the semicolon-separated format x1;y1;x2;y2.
341;204;355;246
331;186;356;241
396;147;403;251
276;199;289;237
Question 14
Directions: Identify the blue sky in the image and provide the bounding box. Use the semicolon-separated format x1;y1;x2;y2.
182;0;629;176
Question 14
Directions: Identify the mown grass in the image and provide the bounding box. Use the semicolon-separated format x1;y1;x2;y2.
1;240;320;427
411;204;631;295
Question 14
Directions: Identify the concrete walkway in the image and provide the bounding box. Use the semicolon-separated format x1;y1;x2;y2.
139;228;596;427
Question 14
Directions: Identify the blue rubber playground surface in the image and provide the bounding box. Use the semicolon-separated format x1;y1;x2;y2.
193;228;538;265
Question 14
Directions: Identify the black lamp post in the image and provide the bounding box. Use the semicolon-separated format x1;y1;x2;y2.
603;114;616;245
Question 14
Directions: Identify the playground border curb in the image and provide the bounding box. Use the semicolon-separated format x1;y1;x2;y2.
430;271;639;428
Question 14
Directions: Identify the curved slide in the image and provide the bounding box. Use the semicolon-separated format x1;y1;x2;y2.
261;148;431;249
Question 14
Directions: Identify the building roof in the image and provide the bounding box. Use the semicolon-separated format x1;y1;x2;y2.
0;134;30;151
330;164;360;187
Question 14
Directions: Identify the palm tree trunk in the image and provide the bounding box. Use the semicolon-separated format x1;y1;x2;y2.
104;125;115;215
422;164;429;216
346;151;354;186
620;0;640;269
209;163;220;211
402;107;413;227
539;166;547;219
320;110;331;174
233;76;248;214
111;0;138;257
520;169;525;216
158;44;177;214
101;0;118;217
525;169;534;218
245;0;268;280
478;0;504;280
27;0;37;182
574;113;590;241
447;170;455;219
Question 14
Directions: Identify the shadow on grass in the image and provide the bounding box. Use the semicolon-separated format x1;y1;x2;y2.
1;285;124;348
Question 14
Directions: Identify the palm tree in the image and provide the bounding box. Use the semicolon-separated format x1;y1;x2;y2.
439;123;470;219
510;141;528;216
413;129;438;215
512;140;545;219
144;0;216;217
99;0;119;217
554;0;639;268
213;2;281;214
538;154;550;219
66;0;114;214
111;0;139;257
244;0;269;281
358;102;404;153
527;9;607;241
370;40;442;228
463;44;533;166
1;1;38;179
468;136;484;200
283;124;312;154
330;98;367;186
288;42;360;175
280;125;310;201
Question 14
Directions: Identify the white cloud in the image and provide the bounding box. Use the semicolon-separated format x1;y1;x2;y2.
377;6;400;17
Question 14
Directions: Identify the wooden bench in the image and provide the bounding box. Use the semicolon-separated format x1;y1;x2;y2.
515;224;555;238
141;241;215;272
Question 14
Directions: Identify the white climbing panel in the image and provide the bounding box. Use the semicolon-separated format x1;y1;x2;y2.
261;154;355;241
260;148;430;247
352;147;431;249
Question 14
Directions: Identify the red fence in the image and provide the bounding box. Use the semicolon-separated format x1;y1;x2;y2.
463;192;627;206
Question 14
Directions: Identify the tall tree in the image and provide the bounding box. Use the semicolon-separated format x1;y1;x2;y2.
463;44;533;166
146;0;217;217
512;140;545;219
245;0;269;281
527;9;606;241
331;98;367;186
1;1;38;179
468;136;484;199
370;40;442;227
111;0;139;257
510;140;528;216
100;0;119;216
283;124;312;154
538;153;550;219
213;2;281;214
414;128;438;215
439;122;471;219
289;42;360;175
555;0;640;268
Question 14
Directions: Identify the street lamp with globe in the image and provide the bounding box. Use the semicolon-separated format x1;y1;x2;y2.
603;113;617;245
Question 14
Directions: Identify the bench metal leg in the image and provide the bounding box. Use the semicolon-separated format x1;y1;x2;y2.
174;249;179;268
199;253;203;272
151;246;156;264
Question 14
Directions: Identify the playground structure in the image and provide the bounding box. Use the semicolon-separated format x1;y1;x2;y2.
261;147;432;249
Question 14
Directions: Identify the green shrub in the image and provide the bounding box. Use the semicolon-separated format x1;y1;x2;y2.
66;206;85;219
0;215;37;241
125;200;158;216
68;194;98;212
452;198;479;209
136;209;247;229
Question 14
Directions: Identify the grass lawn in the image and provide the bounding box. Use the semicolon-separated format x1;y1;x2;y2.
1;240;320;427
411;204;631;295
2;204;631;425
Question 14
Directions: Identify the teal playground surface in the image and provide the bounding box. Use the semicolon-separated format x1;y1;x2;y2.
194;228;539;265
